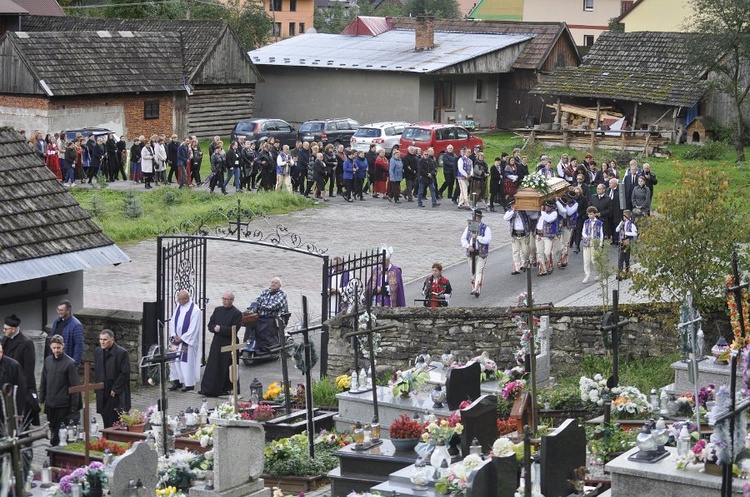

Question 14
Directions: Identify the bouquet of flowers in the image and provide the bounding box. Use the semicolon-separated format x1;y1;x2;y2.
263;382;283;401
698;383;716;409
156;486;186;497
491;437;522;458
118;408;147;427
211;402;240;421
421;414;464;444
676;393;695;417
389;368;429;396
676;438;720;469
313;429;354;448
610;385;653;419
189;424;215;448
59;462;108;495
469;351;498;382
335;374;351;392
519;172;552;194
501;380;526;401
579;374;609;407
158;450;201;491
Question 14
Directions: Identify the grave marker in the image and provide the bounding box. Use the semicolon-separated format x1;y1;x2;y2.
219;326;243;414
68;362;103;464
540;418;586;497
460;394;498;457
109;441;158;497
446;362;481;410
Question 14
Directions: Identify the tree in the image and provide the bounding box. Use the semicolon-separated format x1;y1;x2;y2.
315;2;358;34
631;162;748;312
686;0;750;162
402;0;460;19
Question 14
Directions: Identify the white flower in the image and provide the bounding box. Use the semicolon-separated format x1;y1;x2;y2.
594;374;603;381
462;454;483;469
492;437;515;457
200;435;210;448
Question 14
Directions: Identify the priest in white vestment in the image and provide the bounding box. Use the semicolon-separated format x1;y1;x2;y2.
168;290;202;392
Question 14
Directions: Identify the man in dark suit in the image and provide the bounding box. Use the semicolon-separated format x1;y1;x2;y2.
608;178;624;245
94;329;131;428
2;314;38;425
623;160;641;211
588;183;611;240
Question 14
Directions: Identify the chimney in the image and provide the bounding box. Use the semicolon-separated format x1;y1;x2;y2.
415;15;434;51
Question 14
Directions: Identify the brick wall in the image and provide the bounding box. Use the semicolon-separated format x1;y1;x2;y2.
323;303;716;377
415;16;435;51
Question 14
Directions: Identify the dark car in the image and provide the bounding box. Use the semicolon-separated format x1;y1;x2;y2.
65;127;119;142
231;118;297;148
297;118;360;147
399;122;483;166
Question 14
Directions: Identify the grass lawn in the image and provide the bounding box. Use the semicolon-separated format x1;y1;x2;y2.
477;131;750;222
70;188;315;244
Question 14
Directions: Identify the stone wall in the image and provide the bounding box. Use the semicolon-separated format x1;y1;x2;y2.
325;304;689;377
77;308;143;385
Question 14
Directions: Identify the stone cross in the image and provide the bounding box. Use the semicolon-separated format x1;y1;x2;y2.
677;291;703;428
508;269;554;435
68;362;104;464
0;384;47;496
220;326;243;414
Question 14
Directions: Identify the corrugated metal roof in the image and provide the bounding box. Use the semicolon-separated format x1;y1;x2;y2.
0;245;131;285
249;30;532;73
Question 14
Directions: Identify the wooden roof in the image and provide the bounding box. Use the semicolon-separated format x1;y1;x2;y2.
532;31;707;107
3;31;186;96
20;16;228;78
0;129;128;280
388;17;579;70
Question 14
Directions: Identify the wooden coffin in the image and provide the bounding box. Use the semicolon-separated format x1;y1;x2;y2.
514;177;569;211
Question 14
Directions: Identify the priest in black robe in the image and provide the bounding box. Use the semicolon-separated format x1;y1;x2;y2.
200;291;243;397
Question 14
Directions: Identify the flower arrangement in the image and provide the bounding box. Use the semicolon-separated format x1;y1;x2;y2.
189;424;215;448
579;374;609;407
212;402;240;421
585;422;638;463
58;462;107;495
156;487;186;497
389;414;423;439
313;429;354;448
245;402;276;422
420;414;464;443
519;172;552;194
388;368;429;396
434;463;470;496
118;408;147;426
335;374;351;392
698;383;716;409
469;351;498;382
264;382;284;401
610;385;653;419
263;430;346;477
158;449;205;491
675;393;695;417
501;380;526;401
88;438;131;456
497;417;518;436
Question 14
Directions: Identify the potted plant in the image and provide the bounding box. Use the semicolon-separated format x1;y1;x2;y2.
389;414;423;452
388;368;429;398
118;408;148;432
58;462;108;497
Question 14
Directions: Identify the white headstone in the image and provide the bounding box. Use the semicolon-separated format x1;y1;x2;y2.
109;441;158;497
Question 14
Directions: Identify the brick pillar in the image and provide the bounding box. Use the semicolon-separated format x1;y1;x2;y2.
415;15;434;51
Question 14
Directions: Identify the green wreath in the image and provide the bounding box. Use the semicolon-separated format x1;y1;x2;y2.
293;342;318;373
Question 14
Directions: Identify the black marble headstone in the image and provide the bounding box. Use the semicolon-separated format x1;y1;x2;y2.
466;457;495;497
446;362;481;410
540;418;586;497
460;394;498;458
492;454;519;497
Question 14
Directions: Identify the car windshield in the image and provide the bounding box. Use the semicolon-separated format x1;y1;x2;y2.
300;122;324;133
353;128;381;138
235;121;256;133
402;128;431;141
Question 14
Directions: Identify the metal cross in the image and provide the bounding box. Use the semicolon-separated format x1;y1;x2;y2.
68;362;104;465
219;326;243;414
600;289;632;424
508;269;553;435
1;384;47;496
676;291;704;428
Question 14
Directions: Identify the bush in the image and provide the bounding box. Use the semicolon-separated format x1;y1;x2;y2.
123;191;143;219
681;139;730;160
263;431;348;477
312;376;338;407
540;383;586;411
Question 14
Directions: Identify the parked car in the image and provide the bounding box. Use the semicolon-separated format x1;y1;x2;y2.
65;127;119;142
351;121;410;156
399;122;483;166
297;118;360;147
231;118;297;148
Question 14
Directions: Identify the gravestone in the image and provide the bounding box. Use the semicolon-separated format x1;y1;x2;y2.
540;418;586;497
446;362;481;410
109;442;159;497
465;457;496;497
460;394;498;457
190;417;270;497
536;316;551;385
492;454;519;497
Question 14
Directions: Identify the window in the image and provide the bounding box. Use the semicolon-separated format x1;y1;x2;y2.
475;79;484;101
144;100;159;120
621;0;634;15
455;127;469;140
289;0;296;11
583;0;593;10
272;22;281;37
299;23;305;34
583;35;595;47
270;0;281;11
276;121;293;132
289;22;295;36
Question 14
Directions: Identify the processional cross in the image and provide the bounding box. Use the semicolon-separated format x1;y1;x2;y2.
220;326;244;414
68;362;104;464
508;269;553;435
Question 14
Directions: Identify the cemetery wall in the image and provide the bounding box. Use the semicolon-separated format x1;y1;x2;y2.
325;303;688;376
77;308;142;384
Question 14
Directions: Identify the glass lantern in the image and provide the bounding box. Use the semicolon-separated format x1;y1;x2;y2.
249;378;263;405
441;347;454;369
410;457;432;488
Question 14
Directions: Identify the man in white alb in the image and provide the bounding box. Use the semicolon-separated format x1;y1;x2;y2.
168;290;201;392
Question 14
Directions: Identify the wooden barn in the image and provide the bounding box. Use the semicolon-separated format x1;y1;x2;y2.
5;16;261;139
0;128;129;331
530;31;710;152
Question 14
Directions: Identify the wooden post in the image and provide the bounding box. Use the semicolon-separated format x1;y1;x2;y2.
220;326;243;414
555;98;562;125
671;107;680;143
68;363;104;464
591;99;601;151
562;128;569;148
632;102;639;131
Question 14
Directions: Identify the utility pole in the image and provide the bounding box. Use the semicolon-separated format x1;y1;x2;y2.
186;0;191;20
